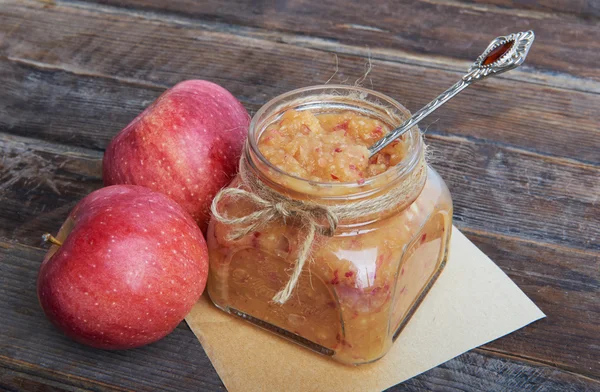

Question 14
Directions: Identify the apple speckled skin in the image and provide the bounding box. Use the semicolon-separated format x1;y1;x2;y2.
37;185;208;350
102;80;249;233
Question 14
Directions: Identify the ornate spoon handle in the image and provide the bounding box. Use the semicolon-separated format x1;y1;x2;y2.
368;30;535;158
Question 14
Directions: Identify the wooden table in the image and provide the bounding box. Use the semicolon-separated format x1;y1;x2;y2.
1;0;598;390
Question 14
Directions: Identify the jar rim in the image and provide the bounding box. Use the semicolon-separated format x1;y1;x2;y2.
247;84;424;198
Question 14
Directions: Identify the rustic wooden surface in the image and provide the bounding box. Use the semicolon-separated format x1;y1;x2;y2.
0;0;598;390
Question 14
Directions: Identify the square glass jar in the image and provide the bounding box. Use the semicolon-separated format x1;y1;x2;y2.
207;85;452;365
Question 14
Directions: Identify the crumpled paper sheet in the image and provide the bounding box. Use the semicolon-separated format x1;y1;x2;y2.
185;228;545;392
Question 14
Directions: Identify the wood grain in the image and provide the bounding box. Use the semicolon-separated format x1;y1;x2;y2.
2;2;600;166
453;0;600;19
73;0;600;85
0;243;598;391
0;132;103;247
398;349;600;392
465;230;599;377
0;58;164;151
430;135;599;252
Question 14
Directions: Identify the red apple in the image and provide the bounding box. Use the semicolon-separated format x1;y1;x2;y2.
37;185;208;349
103;80;249;232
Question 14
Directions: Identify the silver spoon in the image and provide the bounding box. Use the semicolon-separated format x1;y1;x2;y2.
368;30;535;158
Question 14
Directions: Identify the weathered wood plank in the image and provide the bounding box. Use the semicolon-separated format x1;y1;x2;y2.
73;0;600;85
0;133;597;375
0;133;103;247
453;0;600;19
398;350;600;392
1;3;599;166
1;242;598;391
466;229;599;377
430;134;599;252
1;58;165;151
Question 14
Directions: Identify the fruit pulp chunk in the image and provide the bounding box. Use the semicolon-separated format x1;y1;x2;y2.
207;166;452;365
258;109;409;182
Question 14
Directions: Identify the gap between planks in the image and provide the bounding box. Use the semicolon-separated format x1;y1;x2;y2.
37;0;600;96
0;355;135;392
420;0;599;21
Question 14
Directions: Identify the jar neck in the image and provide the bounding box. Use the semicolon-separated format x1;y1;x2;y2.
244;85;427;222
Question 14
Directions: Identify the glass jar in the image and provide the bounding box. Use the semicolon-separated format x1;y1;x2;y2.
207;85;453;365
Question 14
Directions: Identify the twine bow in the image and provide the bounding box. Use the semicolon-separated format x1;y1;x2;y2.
211;147;427;305
211;188;338;241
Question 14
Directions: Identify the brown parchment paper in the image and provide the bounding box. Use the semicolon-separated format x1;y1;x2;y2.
185;228;545;392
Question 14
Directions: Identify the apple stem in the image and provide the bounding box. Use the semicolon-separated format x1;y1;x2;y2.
42;233;63;247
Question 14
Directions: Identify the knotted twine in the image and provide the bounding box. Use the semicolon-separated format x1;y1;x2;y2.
211;146;427;305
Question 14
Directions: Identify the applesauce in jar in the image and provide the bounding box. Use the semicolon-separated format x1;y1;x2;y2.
207;85;452;365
